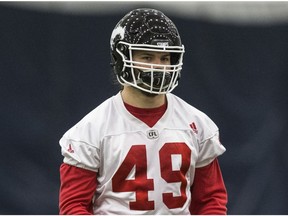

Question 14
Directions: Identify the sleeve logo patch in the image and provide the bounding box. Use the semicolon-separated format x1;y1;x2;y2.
67;144;74;153
189;122;198;134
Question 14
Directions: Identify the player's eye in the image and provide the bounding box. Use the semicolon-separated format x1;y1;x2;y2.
162;57;170;62
161;56;171;63
141;56;153;62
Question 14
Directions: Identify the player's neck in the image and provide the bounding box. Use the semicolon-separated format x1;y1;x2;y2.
121;86;166;109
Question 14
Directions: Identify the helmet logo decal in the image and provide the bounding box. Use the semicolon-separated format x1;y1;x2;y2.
110;26;126;49
157;42;169;46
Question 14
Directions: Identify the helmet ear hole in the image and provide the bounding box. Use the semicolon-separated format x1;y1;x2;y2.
111;42;133;82
111;42;128;76
116;43;129;60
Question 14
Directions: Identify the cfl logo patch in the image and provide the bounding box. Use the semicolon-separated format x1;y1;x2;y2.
147;129;159;139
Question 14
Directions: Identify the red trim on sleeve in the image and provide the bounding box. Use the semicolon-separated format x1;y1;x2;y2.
59;163;97;215
190;159;228;215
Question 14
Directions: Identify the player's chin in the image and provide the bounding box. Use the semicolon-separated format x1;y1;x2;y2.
141;90;159;97
138;85;166;97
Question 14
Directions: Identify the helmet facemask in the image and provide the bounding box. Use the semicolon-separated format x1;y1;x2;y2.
116;41;184;94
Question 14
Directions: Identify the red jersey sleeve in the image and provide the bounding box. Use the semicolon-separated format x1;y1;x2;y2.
59;163;97;215
189;158;228;215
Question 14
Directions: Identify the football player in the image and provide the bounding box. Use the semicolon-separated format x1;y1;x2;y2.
59;8;228;215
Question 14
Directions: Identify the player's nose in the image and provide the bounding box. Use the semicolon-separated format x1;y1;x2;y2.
152;58;165;69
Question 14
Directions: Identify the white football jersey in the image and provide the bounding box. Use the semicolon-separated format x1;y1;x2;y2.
59;92;226;215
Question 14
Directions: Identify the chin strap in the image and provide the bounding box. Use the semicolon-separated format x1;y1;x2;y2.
138;70;172;90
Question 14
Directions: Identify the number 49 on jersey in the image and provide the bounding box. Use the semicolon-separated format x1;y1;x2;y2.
112;142;191;210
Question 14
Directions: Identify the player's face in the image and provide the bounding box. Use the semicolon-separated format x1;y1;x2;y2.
130;50;173;97
132;50;171;67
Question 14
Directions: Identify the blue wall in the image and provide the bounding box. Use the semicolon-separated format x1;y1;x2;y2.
0;5;287;214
